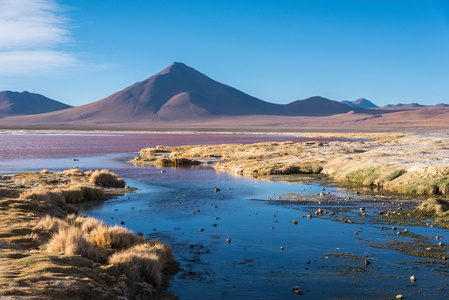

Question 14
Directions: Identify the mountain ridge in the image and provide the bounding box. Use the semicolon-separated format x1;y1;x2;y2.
0;91;72;117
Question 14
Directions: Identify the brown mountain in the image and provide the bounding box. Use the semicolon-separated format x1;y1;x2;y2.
0;91;72;117
11;62;285;124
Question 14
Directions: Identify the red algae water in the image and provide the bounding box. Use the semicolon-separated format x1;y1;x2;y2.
0;131;345;160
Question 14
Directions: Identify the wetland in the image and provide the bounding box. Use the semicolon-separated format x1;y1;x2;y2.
0;131;448;299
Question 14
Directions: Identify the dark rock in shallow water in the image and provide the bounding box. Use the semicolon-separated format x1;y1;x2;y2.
292;286;303;295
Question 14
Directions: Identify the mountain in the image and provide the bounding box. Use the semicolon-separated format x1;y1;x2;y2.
0;91;72;117
341;98;378;108
5;62;288;123
384;103;427;109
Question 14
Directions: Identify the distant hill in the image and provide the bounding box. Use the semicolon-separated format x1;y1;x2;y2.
287;96;357;116
383;103;427;109
341;98;378;108
0;91;72;117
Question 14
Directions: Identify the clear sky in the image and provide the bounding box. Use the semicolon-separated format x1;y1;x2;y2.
0;0;448;107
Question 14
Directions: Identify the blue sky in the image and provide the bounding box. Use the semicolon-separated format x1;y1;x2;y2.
0;0;448;107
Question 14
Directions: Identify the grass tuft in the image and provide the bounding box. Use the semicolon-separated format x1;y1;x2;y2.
89;170;125;187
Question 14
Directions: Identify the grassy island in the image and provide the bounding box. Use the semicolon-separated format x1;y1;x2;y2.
0;168;175;299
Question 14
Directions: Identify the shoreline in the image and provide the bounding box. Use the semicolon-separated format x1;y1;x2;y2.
0;169;175;299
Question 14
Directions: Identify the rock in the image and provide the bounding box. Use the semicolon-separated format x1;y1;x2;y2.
319;192;325;197
212;224;217;227
410;275;416;282
436;235;440;240
199;228;204;232
214;187;221;192
281;247;285;251
365;260;370;266
396;295;403;299
360;207;365;213
292;286;303;295
439;242;444;246
125;185;129;189
120;221;125;225
306;260;311;264
354;231;358;235
226;238;231;243
292;220;298;225
307;215;312;219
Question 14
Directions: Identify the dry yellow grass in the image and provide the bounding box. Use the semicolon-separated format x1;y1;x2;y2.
62;167;85;176
108;241;174;286
89;170;125;187
34;215;68;234
47;226;97;259
88;225;145;249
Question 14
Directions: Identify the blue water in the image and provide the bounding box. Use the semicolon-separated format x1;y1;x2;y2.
83;165;449;299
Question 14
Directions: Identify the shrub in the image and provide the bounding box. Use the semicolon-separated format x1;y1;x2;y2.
47;227;97;259
89;170;125;187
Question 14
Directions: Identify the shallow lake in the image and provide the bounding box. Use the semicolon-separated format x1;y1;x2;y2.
1;131;448;299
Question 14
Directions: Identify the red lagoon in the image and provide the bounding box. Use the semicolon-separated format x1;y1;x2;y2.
0;131;349;160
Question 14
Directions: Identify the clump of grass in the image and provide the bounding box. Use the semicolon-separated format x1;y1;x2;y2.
155;157;200;166
20;189;50;202
62;204;78;214
62;168;85;176
79;185;105;200
34;215;68;234
19;189;66;206
108;241;174;286
89;170;125;187
77;216;105;234
417;198;449;216
88;225;145;249
47;227;97;259
59;188;84;203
